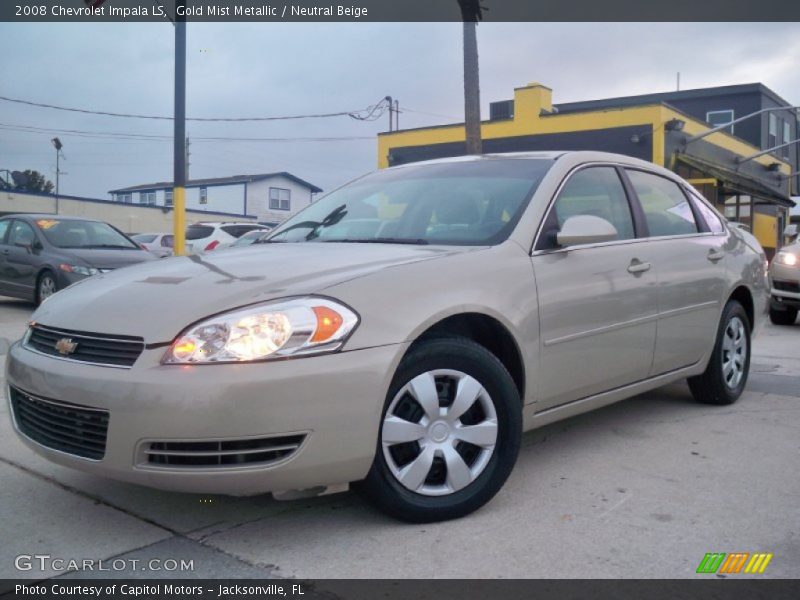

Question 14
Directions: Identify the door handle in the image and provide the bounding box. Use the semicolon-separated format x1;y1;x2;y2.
708;248;725;262
627;259;651;274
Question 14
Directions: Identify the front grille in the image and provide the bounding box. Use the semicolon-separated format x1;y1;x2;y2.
9;387;109;460
26;324;144;367
143;435;306;468
774;280;800;293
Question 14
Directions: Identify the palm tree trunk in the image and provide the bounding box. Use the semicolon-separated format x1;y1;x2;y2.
462;20;482;155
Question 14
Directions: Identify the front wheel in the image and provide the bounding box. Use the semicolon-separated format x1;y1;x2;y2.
35;270;58;306
769;305;797;326
359;337;521;523
688;300;751;405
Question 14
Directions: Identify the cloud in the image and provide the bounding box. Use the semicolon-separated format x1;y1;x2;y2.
1;22;798;203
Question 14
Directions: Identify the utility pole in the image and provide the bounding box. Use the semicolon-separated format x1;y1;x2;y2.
173;13;187;255
394;99;399;130
185;134;191;181
458;0;483;155
385;96;393;132
677;72;681;91
51;137;63;214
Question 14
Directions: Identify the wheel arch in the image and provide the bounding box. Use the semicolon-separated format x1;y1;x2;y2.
408;312;526;401
728;284;755;329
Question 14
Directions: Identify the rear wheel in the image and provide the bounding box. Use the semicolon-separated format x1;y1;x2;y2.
35;270;58;306
688;300;750;405
769;306;797;326
359;337;521;523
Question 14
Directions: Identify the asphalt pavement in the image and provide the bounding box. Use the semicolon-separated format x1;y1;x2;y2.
0;297;797;581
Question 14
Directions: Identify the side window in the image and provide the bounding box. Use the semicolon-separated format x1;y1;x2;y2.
689;192;725;234
626;170;698;237
0;219;10;243
8;220;36;247
161;235;174;248
547;167;635;246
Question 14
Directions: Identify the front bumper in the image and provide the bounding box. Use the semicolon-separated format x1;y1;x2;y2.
769;263;800;310
6;341;407;495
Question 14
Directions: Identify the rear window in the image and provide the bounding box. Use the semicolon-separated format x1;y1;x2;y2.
133;234;157;243
221;225;264;238
186;225;214;240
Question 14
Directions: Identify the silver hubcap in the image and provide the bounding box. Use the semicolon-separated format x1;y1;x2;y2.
722;316;747;389
382;369;498;497
39;277;56;301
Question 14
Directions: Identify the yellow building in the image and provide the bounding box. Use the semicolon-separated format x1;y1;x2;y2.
378;82;796;257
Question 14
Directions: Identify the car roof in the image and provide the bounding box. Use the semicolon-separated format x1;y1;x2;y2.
385;151;672;177
2;213;105;223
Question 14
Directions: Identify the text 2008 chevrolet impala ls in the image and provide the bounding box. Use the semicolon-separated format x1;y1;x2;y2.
6;152;767;522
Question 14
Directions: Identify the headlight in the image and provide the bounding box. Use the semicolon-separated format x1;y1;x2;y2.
59;263;99;276
774;252;798;267
162;297;359;364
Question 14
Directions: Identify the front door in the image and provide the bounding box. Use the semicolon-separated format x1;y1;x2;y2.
532;166;658;410
2;220;41;300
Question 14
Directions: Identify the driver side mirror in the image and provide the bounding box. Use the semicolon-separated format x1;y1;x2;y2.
557;215;619;247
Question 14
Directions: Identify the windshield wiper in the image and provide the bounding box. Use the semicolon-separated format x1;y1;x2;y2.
321;238;429;245
78;244;137;249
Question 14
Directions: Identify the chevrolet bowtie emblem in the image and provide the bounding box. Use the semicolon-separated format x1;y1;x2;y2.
55;338;78;355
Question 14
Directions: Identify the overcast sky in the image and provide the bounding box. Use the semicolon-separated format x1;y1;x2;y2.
1;22;799;199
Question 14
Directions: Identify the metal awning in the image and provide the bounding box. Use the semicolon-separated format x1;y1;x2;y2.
676;153;795;208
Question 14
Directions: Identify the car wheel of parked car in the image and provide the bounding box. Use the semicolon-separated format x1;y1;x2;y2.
769;306;797;326
688;300;751;406
35;271;58;306
360;337;521;522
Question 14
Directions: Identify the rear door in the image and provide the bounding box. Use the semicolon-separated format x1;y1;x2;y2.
532;165;658;410
623;169;728;375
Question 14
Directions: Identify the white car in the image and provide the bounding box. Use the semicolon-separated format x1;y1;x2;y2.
185;222;270;254
131;233;174;258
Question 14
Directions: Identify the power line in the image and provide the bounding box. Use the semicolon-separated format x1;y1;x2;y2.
402;106;461;120
0;122;374;143
0;95;390;123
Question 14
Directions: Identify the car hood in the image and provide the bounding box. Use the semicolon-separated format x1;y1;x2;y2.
59;248;157;269
33;243;472;342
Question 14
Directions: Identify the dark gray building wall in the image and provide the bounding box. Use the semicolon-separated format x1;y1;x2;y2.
387;125;652;167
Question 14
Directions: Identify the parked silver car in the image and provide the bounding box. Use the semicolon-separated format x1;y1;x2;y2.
6;152;767;522
769;241;800;325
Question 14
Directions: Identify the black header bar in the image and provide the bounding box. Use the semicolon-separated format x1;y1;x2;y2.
3;0;800;23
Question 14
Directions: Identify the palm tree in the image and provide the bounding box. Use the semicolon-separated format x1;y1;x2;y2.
458;0;484;155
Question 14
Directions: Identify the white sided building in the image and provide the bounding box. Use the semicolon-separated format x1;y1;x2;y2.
109;172;322;226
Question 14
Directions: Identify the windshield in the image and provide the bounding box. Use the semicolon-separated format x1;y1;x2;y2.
267;159;553;246
35;218;139;249
232;230;267;246
133;234;157;243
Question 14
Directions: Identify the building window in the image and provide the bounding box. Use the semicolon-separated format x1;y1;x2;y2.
269;187;291;211
139;191;156;205
199;187;208;204
165;190;173;207
706;110;734;134
769;113;778;147
118;193;132;204
783;120;792;158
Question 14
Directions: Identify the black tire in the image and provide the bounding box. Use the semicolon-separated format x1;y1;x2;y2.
359;337;521;523
688;300;751;405
35;270;58;306
769;306;797;326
